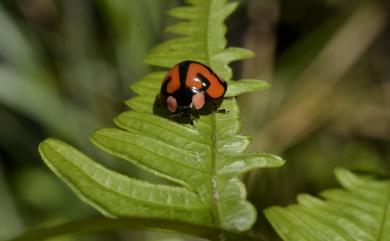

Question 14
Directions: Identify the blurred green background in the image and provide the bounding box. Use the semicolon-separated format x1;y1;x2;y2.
0;0;389;240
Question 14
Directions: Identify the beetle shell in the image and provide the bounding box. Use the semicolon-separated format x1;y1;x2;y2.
155;60;227;122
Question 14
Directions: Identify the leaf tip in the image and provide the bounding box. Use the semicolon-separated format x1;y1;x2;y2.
334;167;350;176
226;79;271;97
263;206;282;221
223;201;257;232
268;154;286;167
38;138;60;158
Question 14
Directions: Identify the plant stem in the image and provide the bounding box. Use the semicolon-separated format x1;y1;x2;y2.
8;217;264;241
210;113;222;227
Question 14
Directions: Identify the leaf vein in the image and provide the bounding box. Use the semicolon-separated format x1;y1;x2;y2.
44;143;208;212
96;132;210;174
117;114;208;146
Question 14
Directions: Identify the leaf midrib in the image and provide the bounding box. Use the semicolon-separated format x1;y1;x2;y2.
204;0;212;65
203;0;224;228
209;113;221;227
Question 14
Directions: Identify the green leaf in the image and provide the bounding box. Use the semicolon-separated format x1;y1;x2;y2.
265;169;390;241
226;79;270;97
39;139;209;222
90;98;284;231
38;0;283;236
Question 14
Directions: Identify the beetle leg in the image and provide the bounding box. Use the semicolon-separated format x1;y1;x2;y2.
217;109;229;114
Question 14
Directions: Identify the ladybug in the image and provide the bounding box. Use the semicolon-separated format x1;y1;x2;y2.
154;60;227;123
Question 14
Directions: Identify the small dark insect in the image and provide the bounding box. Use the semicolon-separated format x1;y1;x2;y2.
154;60;228;124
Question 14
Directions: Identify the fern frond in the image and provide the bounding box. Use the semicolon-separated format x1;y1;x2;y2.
39;0;283;233
265;169;390;241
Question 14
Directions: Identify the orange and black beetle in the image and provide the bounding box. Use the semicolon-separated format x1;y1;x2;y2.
154;60;227;123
